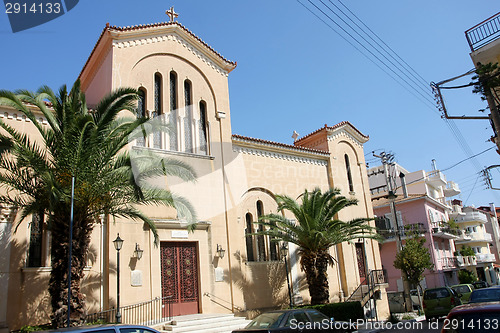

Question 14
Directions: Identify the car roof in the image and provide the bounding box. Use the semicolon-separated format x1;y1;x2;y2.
40;324;158;333
259;308;319;314
449;302;500;315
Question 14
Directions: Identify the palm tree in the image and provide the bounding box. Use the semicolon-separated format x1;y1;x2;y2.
0;80;196;327
256;187;380;305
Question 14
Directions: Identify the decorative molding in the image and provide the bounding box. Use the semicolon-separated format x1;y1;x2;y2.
0;110;47;124
153;219;211;230
233;146;328;166
328;129;364;148
113;33;229;76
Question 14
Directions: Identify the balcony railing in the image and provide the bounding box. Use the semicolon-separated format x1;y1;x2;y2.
431;222;461;239
456;255;477;267
426;170;446;187
476;253;496;263
469;232;493;243
455;231;472;242
377;223;427;241
466;12;500;52
453;211;488;224
440;257;459;270
444;181;460;197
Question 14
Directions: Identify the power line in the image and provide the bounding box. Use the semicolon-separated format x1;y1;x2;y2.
297;0;489;180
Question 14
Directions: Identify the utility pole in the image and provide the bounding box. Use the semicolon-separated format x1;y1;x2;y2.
373;152;413;312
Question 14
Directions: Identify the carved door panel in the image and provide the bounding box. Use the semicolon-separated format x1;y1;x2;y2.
355;242;367;281
161;242;199;316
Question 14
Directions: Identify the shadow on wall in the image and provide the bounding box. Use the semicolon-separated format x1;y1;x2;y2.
228;252;308;319
2;236;51;329
2;228;104;330
81;244;102;315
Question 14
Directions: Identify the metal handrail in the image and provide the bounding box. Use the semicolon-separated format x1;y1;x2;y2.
465;12;500;51
85;296;173;325
346;269;386;305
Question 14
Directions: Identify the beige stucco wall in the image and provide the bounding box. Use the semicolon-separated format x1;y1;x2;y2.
0;22;389;329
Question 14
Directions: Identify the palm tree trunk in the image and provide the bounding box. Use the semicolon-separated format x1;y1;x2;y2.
301;251;330;304
48;212;93;327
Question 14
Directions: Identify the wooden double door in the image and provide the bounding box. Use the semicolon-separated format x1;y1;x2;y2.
161;242;200;316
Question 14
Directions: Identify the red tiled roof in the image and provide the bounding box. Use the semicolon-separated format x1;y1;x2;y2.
294;121;369;144
79;21;236;80
232;134;330;156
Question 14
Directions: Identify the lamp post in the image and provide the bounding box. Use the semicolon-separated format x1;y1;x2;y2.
281;242;293;308
113;234;124;323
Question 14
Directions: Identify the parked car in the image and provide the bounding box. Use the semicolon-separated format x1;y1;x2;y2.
410;289;423;310
423;287;462;321
442;302;500;332
231;308;354;332
40;325;161;333
469;287;500;303
473;281;490;289
451;284;475;303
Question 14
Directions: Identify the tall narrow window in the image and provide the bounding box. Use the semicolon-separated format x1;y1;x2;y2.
27;213;43;267
153;73;162;149
136;88;146;146
345;154;354;192
256;201;266;261
245;213;255;262
184;80;193;153
199;101;208;155
169;72;178;151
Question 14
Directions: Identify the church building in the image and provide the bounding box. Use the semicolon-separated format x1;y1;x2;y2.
0;9;389;330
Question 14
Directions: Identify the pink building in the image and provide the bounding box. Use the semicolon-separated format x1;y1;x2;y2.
369;162;499;294
369;162;463;292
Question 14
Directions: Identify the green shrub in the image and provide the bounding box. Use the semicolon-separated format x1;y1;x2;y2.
19;324;51;333
298;301;364;321
458;269;477;284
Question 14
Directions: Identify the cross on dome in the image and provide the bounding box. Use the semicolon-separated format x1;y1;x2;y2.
166;6;179;22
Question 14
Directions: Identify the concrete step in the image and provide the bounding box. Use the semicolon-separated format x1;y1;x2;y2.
161;314;250;333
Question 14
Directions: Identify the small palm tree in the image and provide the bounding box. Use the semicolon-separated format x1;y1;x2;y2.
0;80;196;327
256;187;380;305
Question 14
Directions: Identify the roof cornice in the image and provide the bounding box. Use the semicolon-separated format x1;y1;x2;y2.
79;21;237;84
232;134;330;159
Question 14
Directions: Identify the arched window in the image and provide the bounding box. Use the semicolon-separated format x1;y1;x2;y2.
169;72;178;151
199;100;208;155
245;213;255;262
27;213;43;267
136;88;146;146
184;80;193;153
153;73;162;149
256;201;266;261
345;154;354;192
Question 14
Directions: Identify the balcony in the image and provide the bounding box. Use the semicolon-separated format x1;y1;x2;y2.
426;170;446;188
431;223;461;239
455;231;472;243
466;11;500;52
443;181;461;197
476;253;496;263
377;223;426;243
440;257;459;270
456;255;477;267
453;211;488;224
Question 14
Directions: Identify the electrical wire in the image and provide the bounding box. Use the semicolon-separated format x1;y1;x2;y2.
297;0;491;191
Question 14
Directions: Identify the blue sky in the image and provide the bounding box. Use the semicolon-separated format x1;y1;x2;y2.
1;1;499;207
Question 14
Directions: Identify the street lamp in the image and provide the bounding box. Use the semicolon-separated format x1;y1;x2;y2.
281;242;293;308
113;234;124;323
